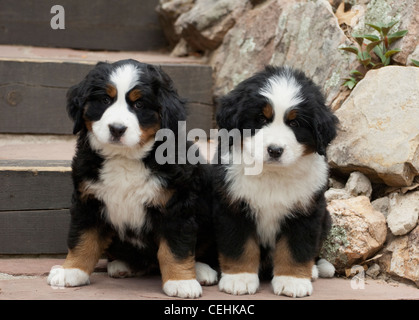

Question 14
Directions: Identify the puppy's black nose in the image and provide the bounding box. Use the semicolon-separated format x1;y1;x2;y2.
109;124;127;139
267;145;284;159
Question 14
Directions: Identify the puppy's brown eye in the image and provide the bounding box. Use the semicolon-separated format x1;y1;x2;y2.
102;96;112;105
133;101;142;109
259;114;268;124
289;120;299;127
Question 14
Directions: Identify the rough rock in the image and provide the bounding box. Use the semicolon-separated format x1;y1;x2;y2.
327;66;419;187
321;196;387;273
156;0;196;47
325;171;372;202
371;196;390;217
173;0;250;51
366;263;381;279
325;188;351;202
408;45;419;65
209;0;357;106
380;224;419;287
345;171;372;198
328;177;345;189
386;191;419;236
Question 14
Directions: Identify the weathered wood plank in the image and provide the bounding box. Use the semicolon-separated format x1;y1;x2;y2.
0;0;167;51
0;168;72;211
186;103;215;135
0;60;214;134
0;210;69;254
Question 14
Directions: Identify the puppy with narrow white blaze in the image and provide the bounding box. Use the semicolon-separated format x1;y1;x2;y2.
47;59;218;299
214;65;338;298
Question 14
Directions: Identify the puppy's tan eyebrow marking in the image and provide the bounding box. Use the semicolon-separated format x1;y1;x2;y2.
263;103;274;120
286;108;298;121
128;88;142;102
106;84;117;98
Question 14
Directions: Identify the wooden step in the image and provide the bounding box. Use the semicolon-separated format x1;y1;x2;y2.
0;0;167;51
0;135;73;254
0;45;215;135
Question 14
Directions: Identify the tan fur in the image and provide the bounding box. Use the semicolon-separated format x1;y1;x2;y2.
63;229;111;274
273;236;313;278
263;103;274;120
219;237;260;274
128;88;142;102
140;123;160;146
106;84;117;98
157;238;196;284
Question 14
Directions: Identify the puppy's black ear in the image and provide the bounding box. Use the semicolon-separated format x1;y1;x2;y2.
314;104;338;156
147;65;186;132
216;92;241;131
66;81;87;135
66;62;110;134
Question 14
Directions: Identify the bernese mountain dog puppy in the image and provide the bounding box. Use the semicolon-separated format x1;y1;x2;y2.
47;59;217;298
213;66;338;298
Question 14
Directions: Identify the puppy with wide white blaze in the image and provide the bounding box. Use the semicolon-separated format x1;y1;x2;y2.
47;59;218;298
213;66;338;298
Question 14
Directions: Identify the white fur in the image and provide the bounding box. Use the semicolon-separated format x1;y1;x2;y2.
247;123;305;167
107;260;136;278
163;279;202;298
259;68;304;112
225;153;328;247
195;262;218;285
272;275;313;298
110;64;141;94
92;64;142;147
218;272;259;295
47;266;89;287
316;258;335;278
81;150;165;240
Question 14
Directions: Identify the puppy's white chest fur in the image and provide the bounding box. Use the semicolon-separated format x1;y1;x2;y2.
225;154;328;247
84;157;165;238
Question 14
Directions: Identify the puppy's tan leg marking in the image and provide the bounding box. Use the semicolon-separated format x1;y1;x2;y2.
218;237;260;295
219;236;260;274
63;229;111;274
157;238;196;282
47;229;111;287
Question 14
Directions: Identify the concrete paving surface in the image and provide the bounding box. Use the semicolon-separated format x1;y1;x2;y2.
0;258;418;300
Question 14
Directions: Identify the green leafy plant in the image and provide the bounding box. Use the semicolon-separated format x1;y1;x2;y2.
340;21;408;89
412;59;419;67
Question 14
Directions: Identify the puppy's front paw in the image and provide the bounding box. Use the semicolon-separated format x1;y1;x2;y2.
107;260;134;278
316;258;335;278
272;276;312;298
163;279;202;298
218;273;259;295
47;266;90;287
195;262;218;285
